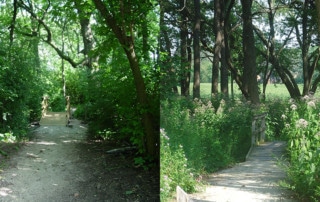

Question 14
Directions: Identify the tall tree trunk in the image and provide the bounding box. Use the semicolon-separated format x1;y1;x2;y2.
220;1;228;98
74;1;96;69
124;41;157;158
193;0;201;99
159;1;178;94
212;0;221;97
61;24;66;97
180;0;190;97
187;36;192;94
241;0;260;104
223;0;236;99
302;0;311;95
93;0;158;158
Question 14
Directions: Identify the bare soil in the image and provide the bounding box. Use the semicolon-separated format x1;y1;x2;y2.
0;119;159;201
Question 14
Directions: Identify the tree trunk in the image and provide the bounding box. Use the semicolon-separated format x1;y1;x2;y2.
124;41;157;158
220;1;228;98
93;0;158;158
74;1;96;69
302;0;310;95
241;0;259;104
159;1;178;94
193;0;201;99
180;0;189;97
212;0;221;97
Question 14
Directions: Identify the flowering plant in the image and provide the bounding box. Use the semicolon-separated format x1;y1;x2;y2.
281;97;320;201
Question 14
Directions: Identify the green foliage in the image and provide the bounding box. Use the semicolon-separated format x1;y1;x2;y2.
279;96;320;201
0;132;16;143
160;128;199;201
70;57;158;157
0;43;44;139
264;98;288;140
160;97;253;200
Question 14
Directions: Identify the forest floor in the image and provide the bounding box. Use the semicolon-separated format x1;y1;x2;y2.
0;119;159;201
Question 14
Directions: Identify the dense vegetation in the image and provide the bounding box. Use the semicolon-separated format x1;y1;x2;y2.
160;92;320;201
160;96;253;200
0;1;159;164
280;96;320;201
159;0;320;201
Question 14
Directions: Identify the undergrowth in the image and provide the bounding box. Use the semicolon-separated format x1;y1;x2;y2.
279;96;320;201
160;97;253;200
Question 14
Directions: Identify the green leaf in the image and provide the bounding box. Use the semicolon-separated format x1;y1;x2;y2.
125;190;133;195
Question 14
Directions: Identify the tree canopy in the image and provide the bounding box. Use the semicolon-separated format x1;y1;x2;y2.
0;0;159;160
160;0;320;102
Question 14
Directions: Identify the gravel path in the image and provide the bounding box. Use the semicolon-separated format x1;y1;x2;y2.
0;119;159;201
189;142;297;202
0;120;89;201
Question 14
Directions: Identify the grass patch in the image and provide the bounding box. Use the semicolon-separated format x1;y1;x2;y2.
181;83;304;100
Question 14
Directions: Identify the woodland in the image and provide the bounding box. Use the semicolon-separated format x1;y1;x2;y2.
0;0;159;163
160;0;320;201
161;0;320;101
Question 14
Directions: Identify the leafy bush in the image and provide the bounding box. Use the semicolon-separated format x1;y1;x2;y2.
0;45;45;139
161;97;252;172
265;98;288;140
160;128;199;201
160;97;253;200
280;96;320;201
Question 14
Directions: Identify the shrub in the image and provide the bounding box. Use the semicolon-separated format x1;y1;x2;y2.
160;97;254;200
280;96;320;201
160;128;199;201
265;98;288;140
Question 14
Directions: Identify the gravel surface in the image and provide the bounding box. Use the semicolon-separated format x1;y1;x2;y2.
0;119;159;201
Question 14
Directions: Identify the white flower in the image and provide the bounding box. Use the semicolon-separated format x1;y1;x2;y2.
281;114;287;119
290;104;297;110
160;128;170;140
296;119;308;128
307;101;316;108
302;95;310;101
289;98;295;104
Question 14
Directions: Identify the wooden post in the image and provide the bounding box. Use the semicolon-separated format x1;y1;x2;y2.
177;186;191;202
252;113;267;145
251;118;256;145
260;115;266;143
41;96;49;117
247;113;267;160
66;96;71;126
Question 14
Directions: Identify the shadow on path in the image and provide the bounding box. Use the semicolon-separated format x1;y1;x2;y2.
189;141;297;202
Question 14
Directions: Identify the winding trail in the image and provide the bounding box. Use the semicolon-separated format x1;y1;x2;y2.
189;141;297;202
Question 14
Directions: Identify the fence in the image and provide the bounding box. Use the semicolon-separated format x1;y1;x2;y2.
246;112;267;160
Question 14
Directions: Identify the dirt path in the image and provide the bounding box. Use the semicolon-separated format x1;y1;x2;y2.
0;119;159;201
189;142;297;202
